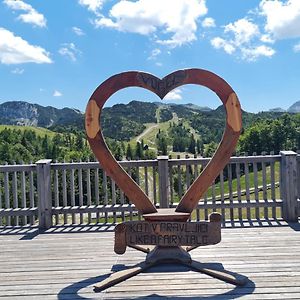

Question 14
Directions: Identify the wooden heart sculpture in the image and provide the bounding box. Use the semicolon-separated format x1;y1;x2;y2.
85;69;242;216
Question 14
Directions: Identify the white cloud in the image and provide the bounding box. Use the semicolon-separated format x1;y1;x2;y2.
224;18;260;45
260;34;275;43
4;0;46;27
148;48;161;60
164;88;182;101
211;17;275;61
18;10;46;27
210;1;300;59
58;43;81;61
96;17;118;28
202;17;216;28
72;26;85;36
3;0;30;10
0;27;52;64
79;0;104;14
211;37;235;54
53;90;62;97
94;0;208;47
259;0;300;39
293;42;300;52
241;45;275;61
11;68;24;74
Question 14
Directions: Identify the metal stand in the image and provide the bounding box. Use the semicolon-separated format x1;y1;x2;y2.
94;246;248;292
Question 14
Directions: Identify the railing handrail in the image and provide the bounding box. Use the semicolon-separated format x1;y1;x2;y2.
47;154;283;169
0;164;36;172
0;153;285;169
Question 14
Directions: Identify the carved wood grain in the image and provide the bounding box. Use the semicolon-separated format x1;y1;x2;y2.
85;69;242;216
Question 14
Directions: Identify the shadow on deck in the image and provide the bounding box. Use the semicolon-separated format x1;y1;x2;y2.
0;219;299;239
0;221;299;299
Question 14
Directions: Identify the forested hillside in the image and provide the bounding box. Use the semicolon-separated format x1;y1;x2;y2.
0;100;298;163
0;126;91;163
101;101;157;140
238;113;300;154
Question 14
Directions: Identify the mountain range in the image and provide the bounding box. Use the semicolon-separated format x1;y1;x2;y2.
286;101;300;113
0;101;83;129
0;100;299;141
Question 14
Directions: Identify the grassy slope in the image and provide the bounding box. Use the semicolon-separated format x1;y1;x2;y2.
101;162;281;223
170;162;281;203
129;108;201;155
0;125;56;138
208;162;280;200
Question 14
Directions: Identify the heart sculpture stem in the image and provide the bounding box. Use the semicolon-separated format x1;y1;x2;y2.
85;69;242;216
85;72;158;215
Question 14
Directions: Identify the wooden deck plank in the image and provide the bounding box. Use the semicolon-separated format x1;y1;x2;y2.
0;223;299;299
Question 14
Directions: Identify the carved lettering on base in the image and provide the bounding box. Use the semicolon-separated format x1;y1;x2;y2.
114;220;221;254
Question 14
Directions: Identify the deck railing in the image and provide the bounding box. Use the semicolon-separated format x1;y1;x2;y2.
0;151;299;228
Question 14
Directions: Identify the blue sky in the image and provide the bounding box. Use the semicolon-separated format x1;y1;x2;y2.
0;0;300;113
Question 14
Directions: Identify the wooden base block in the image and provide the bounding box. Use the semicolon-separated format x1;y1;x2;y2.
143;208;190;222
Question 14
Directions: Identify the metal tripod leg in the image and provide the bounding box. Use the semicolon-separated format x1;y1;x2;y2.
185;260;248;286
93;261;155;292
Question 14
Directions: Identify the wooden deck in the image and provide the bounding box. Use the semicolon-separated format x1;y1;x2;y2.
0;221;300;299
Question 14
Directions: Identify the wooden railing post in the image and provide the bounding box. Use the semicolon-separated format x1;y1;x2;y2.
157;156;169;208
36;159;52;229
280;151;298;222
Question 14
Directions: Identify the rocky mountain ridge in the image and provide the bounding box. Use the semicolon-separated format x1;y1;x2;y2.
0;101;83;129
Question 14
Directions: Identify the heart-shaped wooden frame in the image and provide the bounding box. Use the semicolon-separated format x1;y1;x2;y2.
85;69;242;216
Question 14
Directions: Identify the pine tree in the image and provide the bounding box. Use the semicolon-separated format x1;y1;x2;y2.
158;137;168;155
126;144;133;160
196;138;204;155
135;142;143;159
141;139;145;150
114;145;123;161
188;134;196;154
75;135;83;150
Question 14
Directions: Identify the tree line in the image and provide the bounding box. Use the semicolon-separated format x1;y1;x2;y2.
0;112;298;164
238;113;300;154
155;122;204;156
0;128;93;163
0;127;157;164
